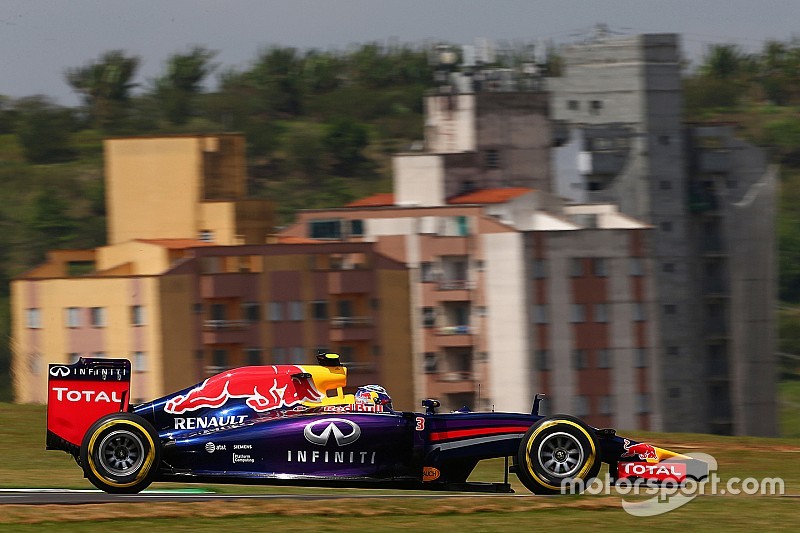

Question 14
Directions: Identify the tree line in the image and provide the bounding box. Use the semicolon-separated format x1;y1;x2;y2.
4;37;800;395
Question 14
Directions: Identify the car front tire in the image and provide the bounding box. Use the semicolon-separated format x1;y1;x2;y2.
515;415;601;495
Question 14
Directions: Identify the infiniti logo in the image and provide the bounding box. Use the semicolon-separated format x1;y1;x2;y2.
303;418;361;446
49;366;70;377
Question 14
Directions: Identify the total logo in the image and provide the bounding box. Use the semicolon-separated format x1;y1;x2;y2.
618;461;687;481
303;418;361;446
51;387;122;403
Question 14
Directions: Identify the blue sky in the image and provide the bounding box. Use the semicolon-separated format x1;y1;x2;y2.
3;0;799;105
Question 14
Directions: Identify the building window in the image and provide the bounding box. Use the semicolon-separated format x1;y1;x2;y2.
133;351;147;372
349;219;364;237
664;304;677;315
420;262;435;282
533;304;548;324
629;258;643;277
65;307;80;328
633;303;646;322
422;307;436;328
485;149;500;169
193;303;203;314
212;349;228;369
592;258;607;277
573;349;587;369
309;219;342;239
198;229;214;242
567;99;579;110
659;180;672;190
312;301;328;320
291;347;305;361
272;347;287;365
637;393;650;414
268;302;283;321
288;301;304;321
424;352;438;373
26;308;41;329
243;302;260;322
594;303;609;323
570;304;586;323
532;258;546;279
337;299;353;318
597;349;611;368
660;221;673;232
574;395;590;417
90;307;106;327
589;100;603;114
667;346;680;356
130;305;145;326
246;348;262;366
599;395;612;415
635;348;648;368
570;258;584;277
536;350;550;371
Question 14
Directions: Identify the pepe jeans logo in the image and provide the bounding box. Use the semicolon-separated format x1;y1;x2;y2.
49;366;70;377
303;418;361;446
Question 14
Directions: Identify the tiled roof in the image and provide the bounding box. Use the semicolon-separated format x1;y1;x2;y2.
448;188;534;205
345;193;395;208
135;239;217;250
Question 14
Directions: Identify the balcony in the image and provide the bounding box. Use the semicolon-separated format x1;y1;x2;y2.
436;279;475;291
330;316;374;342
203;319;250;330
201;319;255;344
331;316;373;328
435;325;475;347
426;372;476;394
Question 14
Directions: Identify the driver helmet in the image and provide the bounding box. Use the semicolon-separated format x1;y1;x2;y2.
354;385;392;410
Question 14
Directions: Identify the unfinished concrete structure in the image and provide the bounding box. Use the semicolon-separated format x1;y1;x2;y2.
549;34;777;436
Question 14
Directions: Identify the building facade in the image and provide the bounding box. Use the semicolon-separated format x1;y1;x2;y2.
548;34;777;436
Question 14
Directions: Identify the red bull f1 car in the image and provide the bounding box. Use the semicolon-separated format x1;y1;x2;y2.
46;354;707;494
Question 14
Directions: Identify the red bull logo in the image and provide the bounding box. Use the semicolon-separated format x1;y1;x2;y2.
165;365;322;414
621;438;659;460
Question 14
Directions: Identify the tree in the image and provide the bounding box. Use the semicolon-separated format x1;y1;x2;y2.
154;46;218;125
252;47;304;117
13;96;77;164
324;118;369;177
27;188;78;256
65;50;140;130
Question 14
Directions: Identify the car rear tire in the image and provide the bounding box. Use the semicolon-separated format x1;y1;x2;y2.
515;415;601;495
80;413;161;494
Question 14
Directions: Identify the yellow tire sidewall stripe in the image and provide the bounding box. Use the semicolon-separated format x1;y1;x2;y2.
524;419;597;491
87;419;156;488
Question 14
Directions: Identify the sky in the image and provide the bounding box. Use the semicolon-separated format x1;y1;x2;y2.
2;0;800;106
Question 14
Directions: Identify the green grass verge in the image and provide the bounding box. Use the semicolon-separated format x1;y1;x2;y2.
1;404;799;530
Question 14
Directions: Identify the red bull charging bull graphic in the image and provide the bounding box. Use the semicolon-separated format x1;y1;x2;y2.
165;365;322;414
621;438;660;461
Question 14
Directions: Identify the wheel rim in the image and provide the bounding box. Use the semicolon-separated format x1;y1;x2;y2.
536;431;584;478
98;429;145;476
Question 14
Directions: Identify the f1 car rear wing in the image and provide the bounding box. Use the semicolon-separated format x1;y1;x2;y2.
46;358;131;453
